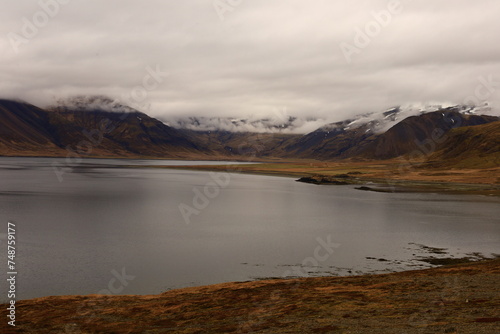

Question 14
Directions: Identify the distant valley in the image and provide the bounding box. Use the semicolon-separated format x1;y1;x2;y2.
0;97;499;169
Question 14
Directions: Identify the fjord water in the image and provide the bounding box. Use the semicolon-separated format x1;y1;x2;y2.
0;157;499;301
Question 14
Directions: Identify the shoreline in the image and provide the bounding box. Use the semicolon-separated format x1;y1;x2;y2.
2;258;499;333
3;155;499;196
156;162;500;197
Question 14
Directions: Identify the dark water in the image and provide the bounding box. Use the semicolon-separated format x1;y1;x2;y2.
0;157;499;301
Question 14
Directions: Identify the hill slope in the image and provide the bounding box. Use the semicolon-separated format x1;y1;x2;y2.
423;121;500;169
279;119;377;160
272;108;499;161
1;99;499;163
0;99;209;159
47;108;205;158
0;99;65;156
177;129;299;159
361;109;500;160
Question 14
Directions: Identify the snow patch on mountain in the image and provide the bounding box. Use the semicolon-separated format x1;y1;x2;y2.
167;102;494;134
50;96;495;135
318;102;493;134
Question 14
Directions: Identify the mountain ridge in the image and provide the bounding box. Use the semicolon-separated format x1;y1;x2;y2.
0;98;499;167
0;99;211;159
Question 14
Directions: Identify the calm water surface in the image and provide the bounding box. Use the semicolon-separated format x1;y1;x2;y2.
0;157;499;301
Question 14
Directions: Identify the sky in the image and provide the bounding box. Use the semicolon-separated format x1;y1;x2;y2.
1;0;499;129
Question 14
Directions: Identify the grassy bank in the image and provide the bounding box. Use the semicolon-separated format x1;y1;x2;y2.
158;160;500;196
2;259;499;333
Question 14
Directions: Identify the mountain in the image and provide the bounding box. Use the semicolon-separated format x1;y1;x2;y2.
271;107;499;161
169;104;499;161
177;129;297;159
48;96;208;158
170;104;489;135
278;118;376;160
423;121;500;169
359;108;500;159
1;97;499;164
0;99;64;156
0;98;209;159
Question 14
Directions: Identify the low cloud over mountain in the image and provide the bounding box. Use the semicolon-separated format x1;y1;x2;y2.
167;114;327;134
167;103;494;134
2;98;498;167
1;1;499;121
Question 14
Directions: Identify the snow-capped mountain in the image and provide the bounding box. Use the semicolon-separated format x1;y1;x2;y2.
167;103;494;135
49;95;496;136
1;97;498;162
318;103;493;135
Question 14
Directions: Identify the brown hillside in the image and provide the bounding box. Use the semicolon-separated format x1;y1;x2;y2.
177;129;299;159
1;99;499;163
423;121;500;169
0;99;210;158
46;108;206;158
0;99;65;156
361;109;500;160
280;120;378;160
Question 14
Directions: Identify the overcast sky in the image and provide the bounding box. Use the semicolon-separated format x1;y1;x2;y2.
1;0;499;123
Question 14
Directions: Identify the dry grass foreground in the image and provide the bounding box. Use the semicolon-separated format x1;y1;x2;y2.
2;259;499;333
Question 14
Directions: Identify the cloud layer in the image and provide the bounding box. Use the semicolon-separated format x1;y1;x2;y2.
1;0;499;124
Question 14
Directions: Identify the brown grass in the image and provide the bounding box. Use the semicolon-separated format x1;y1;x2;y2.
160;160;500;196
2;259;499;333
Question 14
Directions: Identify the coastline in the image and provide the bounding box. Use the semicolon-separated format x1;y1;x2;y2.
2;259;499;333
3;155;499;196
155;161;500;197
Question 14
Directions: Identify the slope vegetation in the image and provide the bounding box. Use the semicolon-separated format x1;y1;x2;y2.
0;99;64;156
424;121;500;169
1;99;499;164
0;99;208;158
360;109;500;159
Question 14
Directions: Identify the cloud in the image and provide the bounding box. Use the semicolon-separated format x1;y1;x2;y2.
167;110;328;134
1;0;499;124
52;95;138;113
